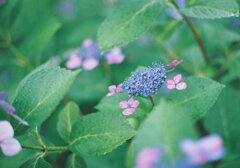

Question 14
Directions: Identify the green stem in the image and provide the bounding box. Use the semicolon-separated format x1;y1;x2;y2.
21;144;69;152
101;61;113;83
169;0;210;64
149;96;155;107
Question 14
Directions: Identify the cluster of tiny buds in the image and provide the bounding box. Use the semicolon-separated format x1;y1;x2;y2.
105;60;186;116
122;63;167;97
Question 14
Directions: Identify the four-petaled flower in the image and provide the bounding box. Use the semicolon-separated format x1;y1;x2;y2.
0;91;28;126
106;84;123;97
135;147;162;168
166;74;187;90
0;121;22;156
119;98;139;116
180;134;224;165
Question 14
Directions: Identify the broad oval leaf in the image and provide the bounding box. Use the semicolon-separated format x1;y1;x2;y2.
98;0;162;52
69;111;136;156
57;102;80;143
168;76;225;120
12;63;80;134
66;154;86;168
181;0;239;19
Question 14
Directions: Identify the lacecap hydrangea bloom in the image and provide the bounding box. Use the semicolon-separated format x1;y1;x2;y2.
122;63;167;97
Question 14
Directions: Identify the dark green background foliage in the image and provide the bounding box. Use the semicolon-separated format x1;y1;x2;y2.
0;0;240;167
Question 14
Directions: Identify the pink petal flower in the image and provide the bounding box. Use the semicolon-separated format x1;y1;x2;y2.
173;74;182;83
136;147;162;168
65;54;82;69
0;121;14;142
176;82;187;90
82;38;93;47
181;135;224;165
1;138;21;156
108;85;117;92
106;48;125;65
116;84;123;93
131;100;140;108
199;135;224;161
122;108;135;116
82;58;99;71
119;101;128;108
106;92;114;97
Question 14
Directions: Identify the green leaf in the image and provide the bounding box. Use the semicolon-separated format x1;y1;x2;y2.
168;76;225;120
204;87;240;153
66;154;86;168
98;0;162;51
131;100;197;167
57;102;80;143
69;111;136;156
20;157;52;168
182;0;239;19
12;63;80;134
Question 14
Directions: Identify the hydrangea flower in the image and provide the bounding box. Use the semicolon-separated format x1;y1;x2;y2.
65;38;101;71
0;91;28;126
0;0;5;6
119;98;139;116
135;147;162;168
166;60;183;69
166;0;185;20
0;121;22;156
66;38;126;70
180;134;224;165
166;74;187;90
104;48;125;65
106;84;123;96
122;63;167;97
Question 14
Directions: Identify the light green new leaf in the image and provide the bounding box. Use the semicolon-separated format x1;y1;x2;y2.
20;157;52;168
182;0;239;19
66;154;86;168
98;0;162;51
131;100;197;167
12;63;80;134
204;87;240;153
57;102;80;143
69;111;136;156
168;77;224;120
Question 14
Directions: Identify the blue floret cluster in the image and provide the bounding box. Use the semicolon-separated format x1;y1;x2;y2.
122;63;167;97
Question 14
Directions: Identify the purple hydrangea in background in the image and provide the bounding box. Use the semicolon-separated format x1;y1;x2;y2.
66;38;125;71
119;98;139;116
180;134;224;165
0;91;28;126
135;147;162;168
0;0;5;6
106;84;123;97
56;0;78;20
166;0;185;20
122;63;167;97
0;121;22;156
